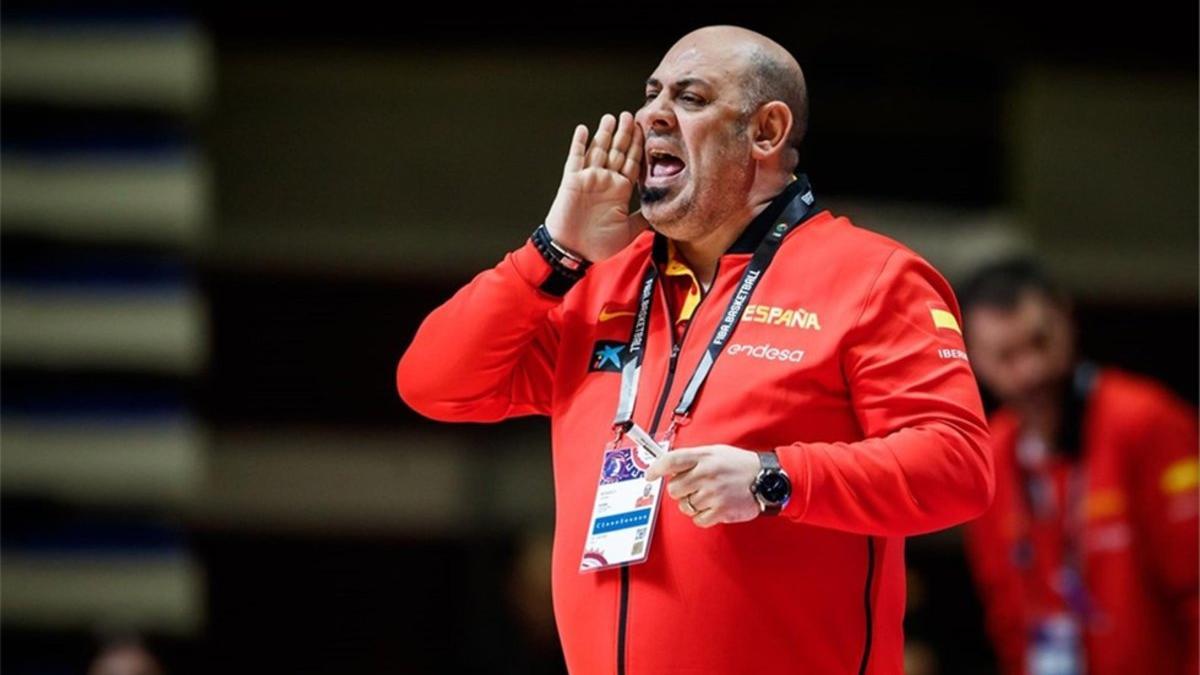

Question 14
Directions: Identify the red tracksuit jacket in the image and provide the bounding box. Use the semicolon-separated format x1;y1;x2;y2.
964;367;1199;675
396;192;994;674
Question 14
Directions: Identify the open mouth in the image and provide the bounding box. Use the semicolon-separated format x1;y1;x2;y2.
646;148;686;184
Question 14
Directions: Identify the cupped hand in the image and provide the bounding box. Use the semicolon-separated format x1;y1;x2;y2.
544;111;650;262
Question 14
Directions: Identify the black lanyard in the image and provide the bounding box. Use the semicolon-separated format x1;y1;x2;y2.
611;177;817;431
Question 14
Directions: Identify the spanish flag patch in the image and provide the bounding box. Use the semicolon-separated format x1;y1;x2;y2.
928;302;961;335
1161;457;1199;495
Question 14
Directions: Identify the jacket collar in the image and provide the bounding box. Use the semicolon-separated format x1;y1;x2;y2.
651;173;816;264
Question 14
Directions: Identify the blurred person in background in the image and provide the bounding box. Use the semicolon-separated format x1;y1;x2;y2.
87;635;165;675
959;258;1199;675
398;24;993;674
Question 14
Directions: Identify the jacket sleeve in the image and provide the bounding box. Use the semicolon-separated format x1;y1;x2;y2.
1127;389;1199;675
774;247;995;536
395;236;567;422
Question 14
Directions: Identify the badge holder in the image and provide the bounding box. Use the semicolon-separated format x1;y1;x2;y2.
579;422;672;572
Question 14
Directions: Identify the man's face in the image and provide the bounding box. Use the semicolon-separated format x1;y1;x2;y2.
965;290;1076;411
634;44;755;239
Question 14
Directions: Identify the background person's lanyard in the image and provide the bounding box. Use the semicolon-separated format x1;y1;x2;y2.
609;182;816;440
1017;460;1089;610
1015;362;1100;620
1016;453;1090;675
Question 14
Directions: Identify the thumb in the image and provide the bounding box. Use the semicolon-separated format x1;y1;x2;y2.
645;449;699;481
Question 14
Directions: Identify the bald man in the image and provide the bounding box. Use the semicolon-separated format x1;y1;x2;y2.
398;25;993;674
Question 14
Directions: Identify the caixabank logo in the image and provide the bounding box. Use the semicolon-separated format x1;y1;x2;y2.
589;340;631;373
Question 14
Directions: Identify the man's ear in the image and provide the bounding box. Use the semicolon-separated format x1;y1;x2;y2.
749;101;793;162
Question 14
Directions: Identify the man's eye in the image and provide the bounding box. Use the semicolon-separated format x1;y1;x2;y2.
680;94;704;104
644;92;659;102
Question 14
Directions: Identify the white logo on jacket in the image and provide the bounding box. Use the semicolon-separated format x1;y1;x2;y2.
726;342;805;363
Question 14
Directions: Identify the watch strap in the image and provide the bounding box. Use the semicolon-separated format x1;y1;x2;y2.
530;223;592;296
759;449;782;472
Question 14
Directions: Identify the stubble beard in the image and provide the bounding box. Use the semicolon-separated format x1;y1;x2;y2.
639;181;695;236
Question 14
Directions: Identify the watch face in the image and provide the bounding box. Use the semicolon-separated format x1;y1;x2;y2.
758;471;791;503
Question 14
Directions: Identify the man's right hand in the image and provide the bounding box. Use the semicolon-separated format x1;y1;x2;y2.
544;111;649;263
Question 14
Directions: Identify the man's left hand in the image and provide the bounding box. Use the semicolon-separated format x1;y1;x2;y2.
644;445;763;528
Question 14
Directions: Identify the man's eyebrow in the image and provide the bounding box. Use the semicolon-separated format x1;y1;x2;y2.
644;77;712;90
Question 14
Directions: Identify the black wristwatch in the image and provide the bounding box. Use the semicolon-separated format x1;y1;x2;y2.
751;451;791;516
530;223;592;296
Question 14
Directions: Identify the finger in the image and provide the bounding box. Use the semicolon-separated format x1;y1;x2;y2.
587;114;616;168
564;124;588;174
666;470;700;500
692;507;721;528
645;450;700;481
621;123;644;181
681;487;700;509
607;111;634;171
688;489;716;513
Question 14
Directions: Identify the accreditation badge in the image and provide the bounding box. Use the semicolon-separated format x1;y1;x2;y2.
1027;611;1084;675
579;426;669;573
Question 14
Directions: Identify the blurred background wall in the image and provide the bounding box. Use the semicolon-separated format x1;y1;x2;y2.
1;3;1195;674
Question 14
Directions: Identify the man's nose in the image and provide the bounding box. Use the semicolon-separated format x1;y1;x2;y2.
635;95;675;132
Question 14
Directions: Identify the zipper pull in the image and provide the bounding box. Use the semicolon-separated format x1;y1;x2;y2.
670;343;681;360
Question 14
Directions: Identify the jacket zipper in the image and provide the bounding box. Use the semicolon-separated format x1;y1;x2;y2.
857;537;877;675
616;257;720;675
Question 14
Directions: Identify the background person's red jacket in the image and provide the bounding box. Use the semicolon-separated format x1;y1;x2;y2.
397;206;994;674
964;368;1199;675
